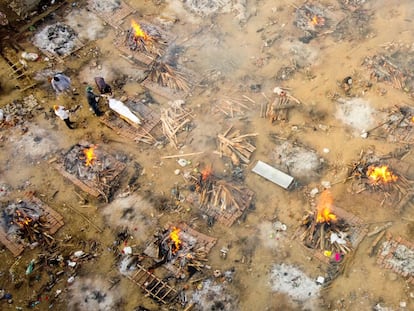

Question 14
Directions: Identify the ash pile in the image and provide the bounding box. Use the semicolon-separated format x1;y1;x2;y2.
0;95;39;128
89;0;121;12
32;23;79;57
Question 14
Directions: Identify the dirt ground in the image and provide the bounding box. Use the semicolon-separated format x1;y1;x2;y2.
1;0;414;310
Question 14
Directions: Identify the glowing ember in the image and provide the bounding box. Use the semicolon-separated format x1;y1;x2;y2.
316;190;337;224
169;227;182;253
14;210;33;227
367;165;398;184
311;15;325;26
83;145;97;166
201;165;213;182
411;116;414;123
131;20;150;41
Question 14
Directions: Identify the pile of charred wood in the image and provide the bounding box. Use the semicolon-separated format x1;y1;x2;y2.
160;100;193;149
217;126;257;166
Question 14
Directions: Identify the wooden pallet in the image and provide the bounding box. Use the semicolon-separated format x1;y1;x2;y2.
127;264;178;304
377;234;414;284
99;100;160;144
54;144;127;199
295;205;368;264
87;0;136;30
0;194;64;257
200;185;255;227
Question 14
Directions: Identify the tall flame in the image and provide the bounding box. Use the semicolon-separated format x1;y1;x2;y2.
169;227;182;253
316;190;337;224
131;20;149;41
367;165;398;184
83;145;97;167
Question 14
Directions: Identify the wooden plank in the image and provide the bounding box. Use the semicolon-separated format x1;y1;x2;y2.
252;160;294;190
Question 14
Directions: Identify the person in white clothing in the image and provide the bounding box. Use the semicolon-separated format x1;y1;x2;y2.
53;105;75;129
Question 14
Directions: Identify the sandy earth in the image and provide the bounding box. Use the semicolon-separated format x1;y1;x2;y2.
1;0;414;310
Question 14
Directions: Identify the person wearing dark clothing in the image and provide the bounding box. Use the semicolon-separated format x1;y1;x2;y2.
94;77;112;95
86;86;103;116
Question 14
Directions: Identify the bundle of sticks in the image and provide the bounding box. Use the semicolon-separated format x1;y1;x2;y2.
147;60;190;92
264;87;301;123
160;102;193;149
300;212;352;254
211;180;243;211
217;126;257;166
214;95;255;118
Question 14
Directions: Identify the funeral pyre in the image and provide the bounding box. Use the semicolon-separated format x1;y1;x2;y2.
1;199;55;246
364;105;414;143
294;4;328;42
186;166;254;226
300;190;352;255
125;19;161;53
145;225;216;279
146;58;190;92
58;143;126;200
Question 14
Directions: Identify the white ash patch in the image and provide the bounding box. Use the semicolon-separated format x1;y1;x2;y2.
183;0;231;16
190;278;238;311
67;276;121;311
335;98;376;134
89;0;121;12
270;264;320;302
270;141;324;183
101;194;157;244
32;23;78;57
118;255;138;276
259;221;286;250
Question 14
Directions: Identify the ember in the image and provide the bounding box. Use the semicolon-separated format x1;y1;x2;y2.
125;20;152;52
310;15;325;26
131;20;150;41
83;145;97;166
367;165;398;185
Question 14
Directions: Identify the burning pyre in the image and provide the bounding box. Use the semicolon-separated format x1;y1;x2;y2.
1;200;54;246
300;190;352;255
125;19;161;52
348;160;399;190
58;142;126;201
149;225;211;277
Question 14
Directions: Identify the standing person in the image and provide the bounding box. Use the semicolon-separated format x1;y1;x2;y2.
86;86;103;116
51;73;71;94
53;105;75;129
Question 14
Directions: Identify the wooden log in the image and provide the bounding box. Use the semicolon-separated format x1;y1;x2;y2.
368;230;386;257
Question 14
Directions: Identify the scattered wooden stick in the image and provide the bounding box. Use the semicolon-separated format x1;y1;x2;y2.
66;204;103;233
161;151;205;159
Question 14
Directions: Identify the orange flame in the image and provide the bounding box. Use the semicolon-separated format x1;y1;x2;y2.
15;210;33;227
316;190;337;224
367;165;398;184
131;20;149;41
311;15;325;26
83;145;97;167
411;116;414;123
169;227;181;253
201;165;213;182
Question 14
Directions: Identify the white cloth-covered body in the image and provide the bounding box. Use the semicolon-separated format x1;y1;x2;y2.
108;98;141;125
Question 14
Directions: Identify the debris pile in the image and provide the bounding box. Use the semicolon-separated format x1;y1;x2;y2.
33;23;80;57
217;126;257;166
89;0;121;12
0;95;39;128
213;94;254;118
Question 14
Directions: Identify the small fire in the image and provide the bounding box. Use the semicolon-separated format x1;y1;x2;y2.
367;165;398;185
131;20;150;41
201;165;213;182
169;227;182;253
311;15;325;26
14;210;33;228
316;190;337;224
83;145;97;167
411;116;414;123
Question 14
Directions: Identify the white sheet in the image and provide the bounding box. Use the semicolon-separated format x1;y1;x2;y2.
108;98;141;125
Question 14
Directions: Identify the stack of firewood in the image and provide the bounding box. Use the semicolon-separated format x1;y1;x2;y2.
147;60;190;92
264;87;301;123
217;126;257;165
160;101;193;149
